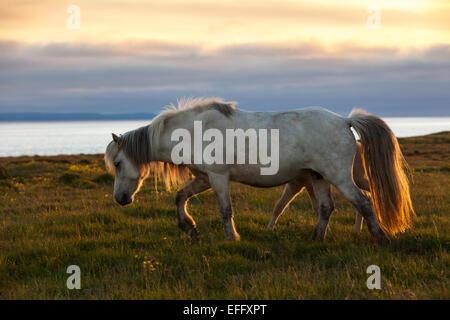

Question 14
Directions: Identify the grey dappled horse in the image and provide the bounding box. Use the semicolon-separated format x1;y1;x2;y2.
105;98;414;243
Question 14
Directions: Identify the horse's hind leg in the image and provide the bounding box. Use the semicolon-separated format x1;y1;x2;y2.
353;177;370;232
268;181;304;230
311;177;335;241
207;172;240;241
175;176;210;240
334;178;388;243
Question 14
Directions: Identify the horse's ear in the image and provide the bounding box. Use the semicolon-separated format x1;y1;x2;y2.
112;133;120;144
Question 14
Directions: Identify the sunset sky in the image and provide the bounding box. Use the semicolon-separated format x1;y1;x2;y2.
1;0;449;115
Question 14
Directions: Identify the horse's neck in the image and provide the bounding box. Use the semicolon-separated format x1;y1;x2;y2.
148;122;171;164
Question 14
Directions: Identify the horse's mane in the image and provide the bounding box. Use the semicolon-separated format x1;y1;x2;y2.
150;97;236;189
106;97;236;190
121;125;152;168
165;97;236;116
150;97;236;142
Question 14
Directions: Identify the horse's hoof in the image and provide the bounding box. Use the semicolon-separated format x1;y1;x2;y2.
311;226;327;241
226;233;241;241
188;228;199;241
373;231;390;245
190;236;200;244
311;234;326;242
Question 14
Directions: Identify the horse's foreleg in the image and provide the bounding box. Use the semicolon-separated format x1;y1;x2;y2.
175;177;210;240
207;172;240;241
311;178;335;241
268;182;304;230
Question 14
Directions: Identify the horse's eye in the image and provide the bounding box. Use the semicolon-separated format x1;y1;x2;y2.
114;161;121;168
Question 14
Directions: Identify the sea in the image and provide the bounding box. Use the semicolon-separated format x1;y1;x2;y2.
1;118;449;157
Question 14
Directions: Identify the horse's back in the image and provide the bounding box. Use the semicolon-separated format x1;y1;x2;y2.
160;105;357;186
229;107;353;149
225;107;356;185
229;107;347;130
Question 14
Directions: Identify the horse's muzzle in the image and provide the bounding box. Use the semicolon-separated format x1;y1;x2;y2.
115;193;132;206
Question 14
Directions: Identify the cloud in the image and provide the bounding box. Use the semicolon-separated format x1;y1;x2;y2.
1;0;450;49
0;40;449;116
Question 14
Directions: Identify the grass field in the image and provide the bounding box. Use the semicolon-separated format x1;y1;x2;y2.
0;132;449;299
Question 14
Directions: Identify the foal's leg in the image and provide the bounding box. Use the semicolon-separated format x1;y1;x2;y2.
354;213;364;233
305;183;318;214
175;177;210;239
207;172;240;241
268;181;304;230
353;146;370;233
311;177;335;241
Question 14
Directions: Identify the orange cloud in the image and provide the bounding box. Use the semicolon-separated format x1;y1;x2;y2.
0;0;448;49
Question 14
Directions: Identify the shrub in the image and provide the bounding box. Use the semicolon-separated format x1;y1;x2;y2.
93;173;114;185
0;165;9;179
58;173;80;184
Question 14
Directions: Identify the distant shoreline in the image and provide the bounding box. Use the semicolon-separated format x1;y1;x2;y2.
0;131;448;159
0;113;156;122
1;113;450;122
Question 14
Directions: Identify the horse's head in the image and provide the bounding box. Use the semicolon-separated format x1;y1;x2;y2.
105;133;150;206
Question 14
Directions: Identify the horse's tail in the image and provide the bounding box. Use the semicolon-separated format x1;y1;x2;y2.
347;109;414;235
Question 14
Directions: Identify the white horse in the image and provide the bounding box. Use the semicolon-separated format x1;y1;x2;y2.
105;98;414;243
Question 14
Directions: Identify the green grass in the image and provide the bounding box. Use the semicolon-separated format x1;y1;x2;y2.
0;133;449;299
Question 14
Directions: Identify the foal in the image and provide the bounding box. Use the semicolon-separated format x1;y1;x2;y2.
268;142;368;240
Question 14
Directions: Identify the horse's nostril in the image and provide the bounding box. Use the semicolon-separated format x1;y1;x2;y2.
115;193;131;206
